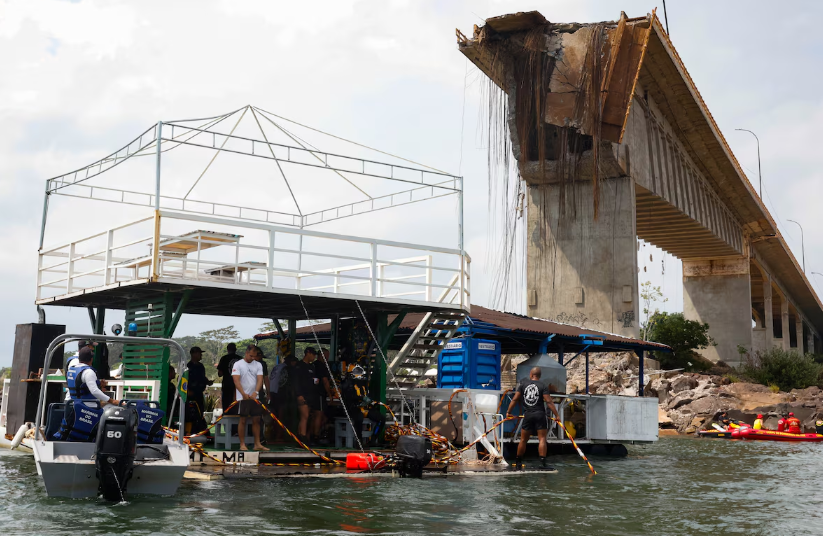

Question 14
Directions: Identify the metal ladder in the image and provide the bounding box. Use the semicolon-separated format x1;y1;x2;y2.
387;311;467;388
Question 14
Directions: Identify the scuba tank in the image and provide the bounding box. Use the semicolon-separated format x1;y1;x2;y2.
94;405;138;502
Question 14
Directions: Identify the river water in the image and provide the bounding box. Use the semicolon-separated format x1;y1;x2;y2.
1;435;821;535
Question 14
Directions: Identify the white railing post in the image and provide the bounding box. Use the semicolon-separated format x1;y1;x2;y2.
377;263;384;298
268;230;275;289
104;229;113;285
425;255;432;302
333;269;339;294
370;243;378;297
67;243;75;293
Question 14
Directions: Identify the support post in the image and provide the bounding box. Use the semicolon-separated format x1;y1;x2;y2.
154;121;162;210
330;316;339;366
288;319;297;359
150;211;161;280
39;182;50;250
165;289;192;337
585;351;590;395
89;307;105;372
558;343;564;366
638;349;645;397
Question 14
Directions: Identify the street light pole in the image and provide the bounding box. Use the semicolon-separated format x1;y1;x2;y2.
787;219;805;274
735;128;762;199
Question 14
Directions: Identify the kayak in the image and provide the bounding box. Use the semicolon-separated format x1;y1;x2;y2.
732;427;823;442
696;429;734;439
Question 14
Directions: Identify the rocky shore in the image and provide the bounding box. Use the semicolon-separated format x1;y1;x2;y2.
564;353;823;434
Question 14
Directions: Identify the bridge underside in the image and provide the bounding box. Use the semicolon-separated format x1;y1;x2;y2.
635;185;739;259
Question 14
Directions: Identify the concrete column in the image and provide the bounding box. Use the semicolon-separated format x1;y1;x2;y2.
526;176;638;337
762;278;774;350
781;298;791;351
807;330;815;355
683;256;752;366
796;317;805;353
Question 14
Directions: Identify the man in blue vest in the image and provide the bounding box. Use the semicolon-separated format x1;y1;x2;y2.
55;346;119;441
66;346;119;405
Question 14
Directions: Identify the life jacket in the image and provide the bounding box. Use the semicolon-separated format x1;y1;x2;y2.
753;419;763;430
787;417;802;433
66;364;101;400
341;377;370;415
124;400;166;444
53;400;104;442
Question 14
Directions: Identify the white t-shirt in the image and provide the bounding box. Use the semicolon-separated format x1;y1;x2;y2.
231;359;263;401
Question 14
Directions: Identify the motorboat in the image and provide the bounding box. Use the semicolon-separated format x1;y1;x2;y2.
30;333;191;500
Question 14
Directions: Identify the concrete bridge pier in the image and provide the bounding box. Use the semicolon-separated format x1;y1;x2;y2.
682;257;752;365
526;177;639;338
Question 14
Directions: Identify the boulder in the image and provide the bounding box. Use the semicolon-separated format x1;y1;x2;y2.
670;375;699;394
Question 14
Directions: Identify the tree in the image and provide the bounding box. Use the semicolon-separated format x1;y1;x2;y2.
639;281;668;341
197;326;239;365
644;312;715;370
740;348;823;391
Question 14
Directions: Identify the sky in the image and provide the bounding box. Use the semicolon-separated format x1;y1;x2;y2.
1;0;821;366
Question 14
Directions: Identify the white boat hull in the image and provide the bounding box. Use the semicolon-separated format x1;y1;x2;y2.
32;438;189;499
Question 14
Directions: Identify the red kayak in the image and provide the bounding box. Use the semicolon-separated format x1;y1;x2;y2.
732;427;823;442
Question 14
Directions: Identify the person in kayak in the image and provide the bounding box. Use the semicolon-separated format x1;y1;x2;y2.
786;412;802;434
753;414;764;430
506;367;561;470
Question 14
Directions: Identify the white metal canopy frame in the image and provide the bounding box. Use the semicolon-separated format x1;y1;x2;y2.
40;105;464;243
36;106;471;313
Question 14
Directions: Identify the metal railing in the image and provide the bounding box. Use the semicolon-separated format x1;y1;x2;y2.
37;210;471;310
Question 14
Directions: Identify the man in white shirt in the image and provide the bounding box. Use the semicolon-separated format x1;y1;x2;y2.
231;344;269;451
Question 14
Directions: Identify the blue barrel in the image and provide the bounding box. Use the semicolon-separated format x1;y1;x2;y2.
437;338;501;390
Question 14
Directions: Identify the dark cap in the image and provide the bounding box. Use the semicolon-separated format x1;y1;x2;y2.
304;347;317;356
285;355;298;363
190;346;203;354
79;340;97;350
78;346;94;362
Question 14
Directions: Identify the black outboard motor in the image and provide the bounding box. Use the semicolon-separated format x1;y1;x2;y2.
94;405;138;501
395;435;432;478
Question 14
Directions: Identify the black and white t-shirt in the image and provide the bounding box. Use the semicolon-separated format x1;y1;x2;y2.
517;378;549;415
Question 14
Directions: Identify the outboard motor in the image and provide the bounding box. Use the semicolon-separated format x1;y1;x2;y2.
94;405;138;501
395;435;432;478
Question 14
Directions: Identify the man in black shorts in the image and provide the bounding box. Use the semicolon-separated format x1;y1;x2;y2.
506;367;561;470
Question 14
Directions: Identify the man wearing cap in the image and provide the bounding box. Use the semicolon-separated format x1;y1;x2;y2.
216;342;242;413
186;347;213;434
786;412;802;434
753;414;764;430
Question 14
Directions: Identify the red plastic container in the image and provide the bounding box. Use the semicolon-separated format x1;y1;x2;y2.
346;453;384;470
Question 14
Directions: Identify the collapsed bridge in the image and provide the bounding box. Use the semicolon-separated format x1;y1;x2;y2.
457;11;823;365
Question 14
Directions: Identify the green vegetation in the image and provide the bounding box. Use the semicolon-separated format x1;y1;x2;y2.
738;348;823;392
642;311;715;371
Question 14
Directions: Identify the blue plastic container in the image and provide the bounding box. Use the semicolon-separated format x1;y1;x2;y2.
437;338;501;390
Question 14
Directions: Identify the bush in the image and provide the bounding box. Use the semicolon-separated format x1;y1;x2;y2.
739;348;823;392
643;312;716;371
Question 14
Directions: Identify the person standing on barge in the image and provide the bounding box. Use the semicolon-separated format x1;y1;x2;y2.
506;367;561;470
